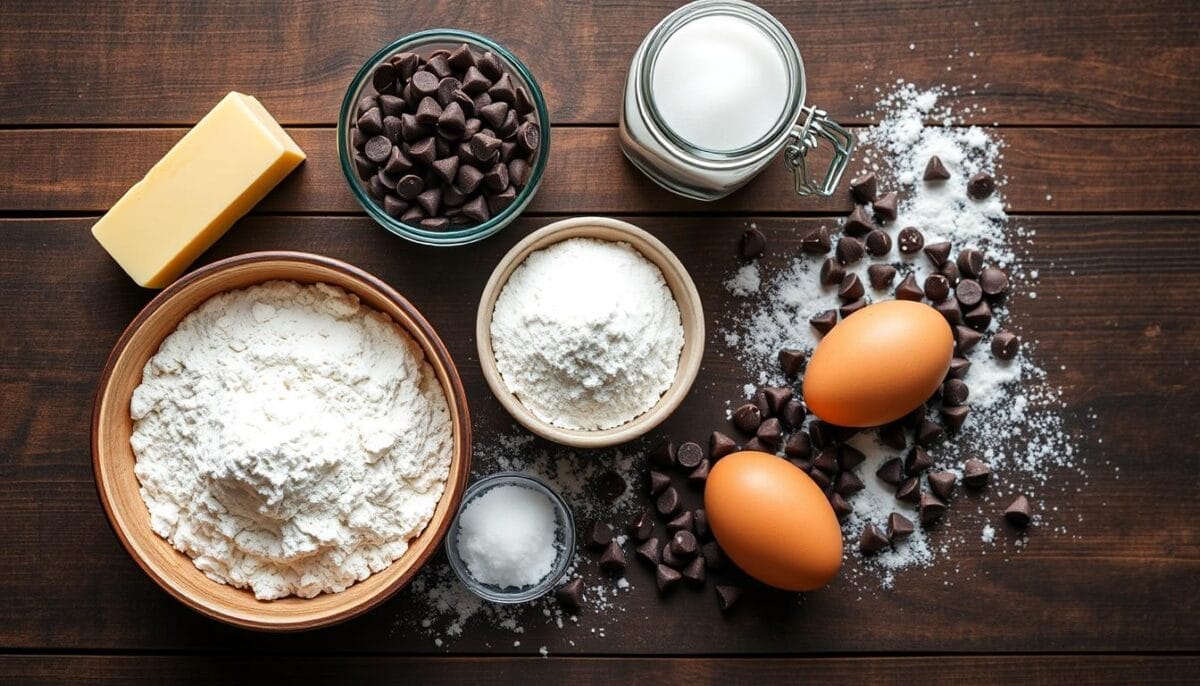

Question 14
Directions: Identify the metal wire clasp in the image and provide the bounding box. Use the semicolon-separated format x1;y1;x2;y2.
784;106;854;197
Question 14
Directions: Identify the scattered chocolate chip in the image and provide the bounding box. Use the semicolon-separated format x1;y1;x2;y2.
810;309;838;335
864;264;895;290
800;227;832;254
660;543;683;568
942;378;970;406
967;172;996;200
928;471;957;500
980;266;1010;296
740;227;767;259
666;511;694;535
636;537;661;566
813;447;838;474
859;523;891;554
599;540;626;573
447;43;476;70
809;468;832;490
753;388;772;418
839;446;866;471
865;229;893;257
779;348;806;378
941;404;970;431
919;492;948;526
916;419;944;447
873;191;898;222
962;458;991;488
650;470;671;496
655;564;682;592
956;249;984;278
820;257;846;286
940;259;961;284
838;273;865;301
651;440;676;469
585;521;613;549
924;274;951;301
964;301;992;331
839;297;868;319
597;471;627;502
555;577;584;613
924;155;951;181
878;423;907;451
656;486;680;517
834;470;865;497
895;273;924;301
756;418;783;446
715;584;742;612
744;437;773;454
844;205;876;236
710;432;737;460
808;421;834;448
992;330;1019;360
688;459;710;488
670;530;698;558
896;476;921;503
1004;495;1033;528
947;357;971;379
898;226;925;255
955;325;984;354
905;446;933;474
924;241;952;267
682;556;706;585
836;236;866;265
701;541;724;569
758;388;789;416
829;492;854;520
694;508;710;539
849;172;877;204
777;400;803;432
732;403;762;434
677;442;704;469
935;299;963;326
784;431;813;459
956;279;984;308
887;512;914;540
628;510;654;542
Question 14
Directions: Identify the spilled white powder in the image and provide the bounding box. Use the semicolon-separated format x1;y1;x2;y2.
130;281;453;600
457;484;558;588
491;237;685;431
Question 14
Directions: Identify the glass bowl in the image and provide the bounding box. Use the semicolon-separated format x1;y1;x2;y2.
338;29;551;246
444;472;575;604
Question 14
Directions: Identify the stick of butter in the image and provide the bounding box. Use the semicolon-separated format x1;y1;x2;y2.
92;92;305;288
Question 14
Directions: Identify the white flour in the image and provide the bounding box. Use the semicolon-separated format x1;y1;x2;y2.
129;280;453;600
490;237;684;430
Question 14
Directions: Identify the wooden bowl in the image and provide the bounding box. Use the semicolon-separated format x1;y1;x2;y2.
476;217;705;448
92;251;472;631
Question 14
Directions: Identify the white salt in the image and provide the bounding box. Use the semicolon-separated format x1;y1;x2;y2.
457;484;558;588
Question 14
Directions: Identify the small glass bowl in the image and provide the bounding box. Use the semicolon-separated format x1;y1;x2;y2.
444;472;575;604
337;29;551;246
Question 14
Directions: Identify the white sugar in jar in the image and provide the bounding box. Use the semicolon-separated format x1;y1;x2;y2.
620;0;853;201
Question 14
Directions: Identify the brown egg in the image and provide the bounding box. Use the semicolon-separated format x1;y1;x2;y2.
803;300;953;427
704;451;843;591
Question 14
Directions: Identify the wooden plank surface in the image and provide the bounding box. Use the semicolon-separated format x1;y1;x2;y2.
1;655;1197;685
3;126;1199;215
1;215;1196;653
0;1;1197;127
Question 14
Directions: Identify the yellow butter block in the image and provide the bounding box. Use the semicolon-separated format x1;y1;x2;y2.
92;92;305;288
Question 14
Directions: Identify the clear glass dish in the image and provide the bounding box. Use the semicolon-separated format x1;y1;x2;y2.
444;472;575;604
338;29;551;246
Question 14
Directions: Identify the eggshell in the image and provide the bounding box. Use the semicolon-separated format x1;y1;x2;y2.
803;300;953;427
704;451;843;591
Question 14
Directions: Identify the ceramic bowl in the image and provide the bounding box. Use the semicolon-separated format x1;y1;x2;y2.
92;251;472;631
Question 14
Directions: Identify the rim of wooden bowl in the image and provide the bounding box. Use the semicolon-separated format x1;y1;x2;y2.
91;251;472;631
475;217;705;448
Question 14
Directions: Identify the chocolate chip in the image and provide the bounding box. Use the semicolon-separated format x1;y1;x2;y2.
956;279;983;308
887;512;914;540
865;229;893;257
460;65;491;95
477;101;509;129
838;273;865;301
781;398;806;431
942;405;970;430
437;101;466;137
392;52;420;80
895;273;924;301
400;113;429;141
651;440;676;469
710;432;737;460
834;470;864;497
916;419;944;447
732;403;762;434
808;421;834;448
980;266;1010;296
836;236;866;265
873;191;898;222
515;121;540;152
410;69;440;97
849;172;877;204
905;447;934;475
740;227;766;258
859;523;891;554
488;72;516;104
924;274;951;301
923;155;951;181
656;486;680;517
919;492;948;526
383;195;409;218
676;442;703;470
461;194;490;223
408;136;437;166
702;541;724;570
809;468;832;490
928;471;957;500
778;348;806;378
636;537;661;566
810;309;838;335
844;205;876;236
896;476;921;504
399;204;424;223
670;530;698;559
448;43;476;70
940;259;961;285
829;492;853;520
414;96;441;126
967;172;996;199
784;431;812;459
693;509;710;539
599;540;626;573
924;241;952;267
898;226;924;254
756;418;783;446
432;156;460;184
357;106;386;138
964;301;992;331
426;53;453;79
514;86;534;116
813;447;838;474
649;470;671;496
655;564;682;592
555;577;584;613
763;387;793;415
876;458;905;486
935;299;963;326
584;521;614;550
800;227;832;254
682;556;706;585
744;437;773;454
956;249;984;278
992;330;1019;360
954;325;983;353
942;378;969;406
629;510;654;542
947;357;971;379
364;135;392;165
839;445;866;471
962;458;991;488
688;459;709;488
820;257;846;286
487;185;519;215
1004;495;1033;528
840;298;867;319
357;94;380;118
396;173;424;200
715;584;742;611
879;423;907;451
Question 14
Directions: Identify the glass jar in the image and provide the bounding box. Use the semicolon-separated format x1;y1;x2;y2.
619;0;853;201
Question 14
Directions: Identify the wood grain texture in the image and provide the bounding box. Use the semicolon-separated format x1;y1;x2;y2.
0;1;1196;126
2;126;1199;215
0;215;1195;652
1;655;1197;685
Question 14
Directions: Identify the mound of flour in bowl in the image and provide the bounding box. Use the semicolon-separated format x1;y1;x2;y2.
490;237;684;431
129;280;453;600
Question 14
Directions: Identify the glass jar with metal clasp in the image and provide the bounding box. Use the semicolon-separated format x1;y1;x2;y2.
619;0;853;202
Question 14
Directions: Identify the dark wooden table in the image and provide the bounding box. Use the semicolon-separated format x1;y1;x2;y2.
1;1;1197;683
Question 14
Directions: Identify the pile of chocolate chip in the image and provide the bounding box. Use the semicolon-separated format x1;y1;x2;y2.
350;43;541;230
